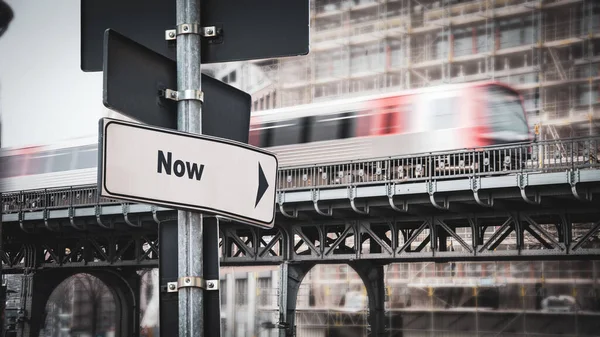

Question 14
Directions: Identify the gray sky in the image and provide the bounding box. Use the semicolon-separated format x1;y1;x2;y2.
0;0;119;148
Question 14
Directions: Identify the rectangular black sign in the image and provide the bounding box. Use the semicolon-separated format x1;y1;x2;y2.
103;29;251;144
82;0;309;72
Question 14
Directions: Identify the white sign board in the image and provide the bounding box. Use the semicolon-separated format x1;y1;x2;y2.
98;118;278;228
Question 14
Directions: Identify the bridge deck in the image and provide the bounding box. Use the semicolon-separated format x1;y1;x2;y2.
1;137;599;270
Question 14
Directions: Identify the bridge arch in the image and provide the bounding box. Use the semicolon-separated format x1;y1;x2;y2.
23;268;140;337
287;262;386;337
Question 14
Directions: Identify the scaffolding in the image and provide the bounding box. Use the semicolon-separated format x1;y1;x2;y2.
246;0;600;141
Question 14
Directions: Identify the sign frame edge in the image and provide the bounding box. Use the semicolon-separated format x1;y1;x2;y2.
97;117;277;229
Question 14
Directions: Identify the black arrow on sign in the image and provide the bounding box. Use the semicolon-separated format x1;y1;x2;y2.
255;162;269;208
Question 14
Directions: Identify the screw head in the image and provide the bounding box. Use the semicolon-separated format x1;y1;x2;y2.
207;29;214;35
185;278;191;283
183;25;189;31
170;92;177;98
168;284;176;290
208;282;214;289
169;32;175;38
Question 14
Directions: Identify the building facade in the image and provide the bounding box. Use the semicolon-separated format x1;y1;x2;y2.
208;0;600;141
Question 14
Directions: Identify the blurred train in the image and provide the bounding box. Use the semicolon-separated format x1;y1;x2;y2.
0;81;532;193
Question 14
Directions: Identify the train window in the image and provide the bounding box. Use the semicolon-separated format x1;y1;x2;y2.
259;123;274;147
73;146;98;170
49;150;74;172
309;112;355;142
269;118;310;146
25;153;52;175
487;86;528;135
354;110;372;137
383;110;395;134
339;112;355;139
249;127;261;147
0;155;25;178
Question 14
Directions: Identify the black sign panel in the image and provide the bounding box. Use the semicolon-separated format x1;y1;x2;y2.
103;29;251;144
159;219;222;337
82;0;309;72
158;221;179;337
81;0;175;72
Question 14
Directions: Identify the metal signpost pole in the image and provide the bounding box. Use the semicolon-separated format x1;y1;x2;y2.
93;1;306;335
176;0;204;336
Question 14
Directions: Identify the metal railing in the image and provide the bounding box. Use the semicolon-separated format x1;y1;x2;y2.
2;137;599;214
277;136;600;191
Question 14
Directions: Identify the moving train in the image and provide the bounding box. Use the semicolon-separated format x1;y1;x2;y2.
0;81;532;193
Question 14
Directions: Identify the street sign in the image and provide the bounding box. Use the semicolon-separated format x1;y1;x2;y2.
98;118;278;229
81;0;310;71
103;29;251;143
81;0;174;72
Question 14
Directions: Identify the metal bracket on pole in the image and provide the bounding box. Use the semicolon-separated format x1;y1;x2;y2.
167;278;219;292
162;89;204;103
165;24;219;40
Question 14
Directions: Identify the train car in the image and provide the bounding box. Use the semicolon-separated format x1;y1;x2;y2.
249;80;532;167
0;136;99;193
0;81;531;193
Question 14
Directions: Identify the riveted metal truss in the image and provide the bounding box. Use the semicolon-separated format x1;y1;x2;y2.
3;179;600;269
2;137;600;269
1;233;160;273
0;204;167;273
219;224;287;265
295;309;368;328
217;210;600;265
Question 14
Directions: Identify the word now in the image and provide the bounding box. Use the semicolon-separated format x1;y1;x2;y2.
157;150;205;180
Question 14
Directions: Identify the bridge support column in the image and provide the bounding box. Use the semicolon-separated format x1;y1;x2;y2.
278;262;314;337
118;269;141;337
351;262;388;337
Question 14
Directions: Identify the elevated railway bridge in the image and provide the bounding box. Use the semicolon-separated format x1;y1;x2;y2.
2;136;600;337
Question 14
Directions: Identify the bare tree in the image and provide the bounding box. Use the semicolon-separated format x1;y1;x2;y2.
72;273;112;336
44;279;76;337
45;273;115;337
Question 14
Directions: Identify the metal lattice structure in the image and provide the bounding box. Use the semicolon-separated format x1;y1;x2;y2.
1;137;599;270
231;0;600;142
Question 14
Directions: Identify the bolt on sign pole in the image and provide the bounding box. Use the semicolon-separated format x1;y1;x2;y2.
176;0;204;336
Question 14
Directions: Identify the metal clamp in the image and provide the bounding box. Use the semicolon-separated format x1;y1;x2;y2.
167;278;219;292
179;276;205;290
163;89;204;103
165;24;218;40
